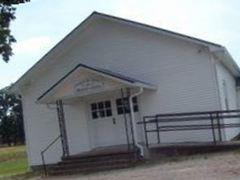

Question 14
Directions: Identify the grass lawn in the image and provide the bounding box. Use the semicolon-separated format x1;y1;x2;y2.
0;145;31;179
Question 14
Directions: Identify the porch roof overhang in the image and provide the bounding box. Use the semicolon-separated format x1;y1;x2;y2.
37;63;157;104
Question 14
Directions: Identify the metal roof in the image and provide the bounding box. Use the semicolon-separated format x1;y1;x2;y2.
37;63;156;102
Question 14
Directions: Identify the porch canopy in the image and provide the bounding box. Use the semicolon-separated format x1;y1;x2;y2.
37;63;156;104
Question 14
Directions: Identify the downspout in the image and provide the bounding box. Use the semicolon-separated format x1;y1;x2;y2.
129;87;144;157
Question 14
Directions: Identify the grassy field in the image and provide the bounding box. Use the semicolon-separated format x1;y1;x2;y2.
0;145;30;178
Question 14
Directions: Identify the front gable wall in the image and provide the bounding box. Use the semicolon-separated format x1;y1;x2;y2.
37;18;213;85
24;17;219;110
38;17;219;112
21;18;220;165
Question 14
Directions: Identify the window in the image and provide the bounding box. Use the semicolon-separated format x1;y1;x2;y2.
116;97;139;115
91;100;112;119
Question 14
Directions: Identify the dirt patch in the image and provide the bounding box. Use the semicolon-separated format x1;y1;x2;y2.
37;150;240;180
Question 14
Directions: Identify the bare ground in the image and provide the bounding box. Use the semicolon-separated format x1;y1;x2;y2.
37;150;240;180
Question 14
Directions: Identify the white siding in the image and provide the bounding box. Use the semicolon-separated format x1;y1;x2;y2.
53;19;220;113
21;18;222;165
64;102;91;155
237;89;240;108
21;88;62;166
215;61;239;140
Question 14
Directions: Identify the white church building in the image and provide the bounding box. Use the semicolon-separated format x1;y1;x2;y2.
11;12;240;169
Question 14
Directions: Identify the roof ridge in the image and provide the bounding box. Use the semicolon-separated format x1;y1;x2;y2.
93;11;223;48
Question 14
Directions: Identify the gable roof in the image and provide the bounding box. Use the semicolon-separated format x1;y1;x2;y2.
37;63;156;103
11;11;240;93
97;12;223;48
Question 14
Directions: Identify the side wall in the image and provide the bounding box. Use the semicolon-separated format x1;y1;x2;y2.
215;60;239;140
237;89;240;108
21;87;62;166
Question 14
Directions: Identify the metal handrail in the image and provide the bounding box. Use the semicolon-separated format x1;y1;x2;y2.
40;135;61;176
143;109;240;119
138;114;240;124
139;109;240;147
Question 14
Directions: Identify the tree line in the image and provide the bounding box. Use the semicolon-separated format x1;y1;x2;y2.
0;87;25;146
1;0;30;62
0;0;30;145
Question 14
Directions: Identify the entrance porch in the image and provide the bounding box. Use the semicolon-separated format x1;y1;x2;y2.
38;63;156;168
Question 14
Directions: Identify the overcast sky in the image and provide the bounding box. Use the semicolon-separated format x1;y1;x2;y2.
0;0;239;88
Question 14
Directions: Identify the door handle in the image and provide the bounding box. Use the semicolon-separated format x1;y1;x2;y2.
112;118;116;124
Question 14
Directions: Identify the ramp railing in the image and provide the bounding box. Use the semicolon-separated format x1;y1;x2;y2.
138;110;240;147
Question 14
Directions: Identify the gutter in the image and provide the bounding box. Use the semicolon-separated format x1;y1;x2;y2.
129;87;144;157
210;46;240;77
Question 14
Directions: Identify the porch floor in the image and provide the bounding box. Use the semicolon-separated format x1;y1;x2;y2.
67;141;240;159
149;141;240;149
68;144;136;158
148;141;240;157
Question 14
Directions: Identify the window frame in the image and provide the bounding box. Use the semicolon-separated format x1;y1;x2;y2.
116;97;139;115
90;100;113;119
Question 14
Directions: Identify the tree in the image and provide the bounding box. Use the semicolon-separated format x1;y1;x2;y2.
0;0;30;62
0;87;25;145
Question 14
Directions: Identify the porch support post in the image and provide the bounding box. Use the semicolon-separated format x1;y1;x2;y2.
126;88;135;147
56;100;69;157
121;88;130;152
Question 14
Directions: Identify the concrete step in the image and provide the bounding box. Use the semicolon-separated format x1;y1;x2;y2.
52;159;133;171
62;151;137;161
60;154;136;164
48;162;133;176
47;151;140;176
